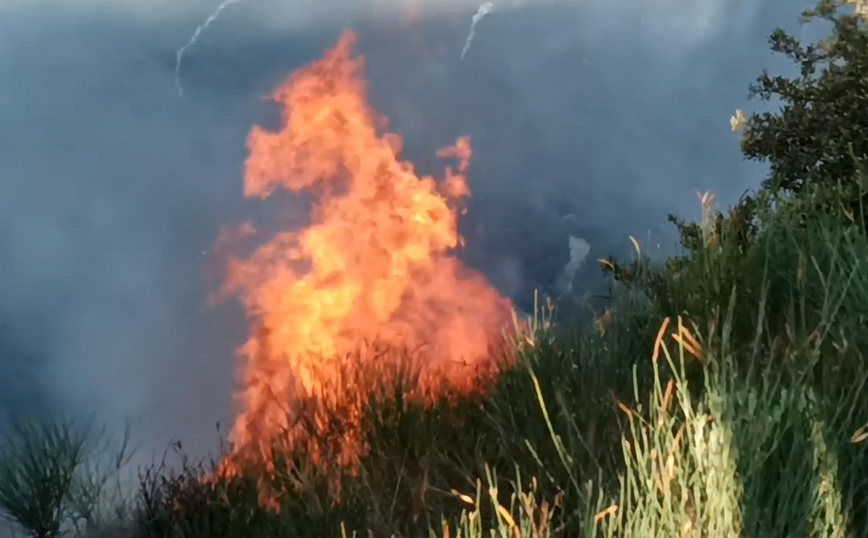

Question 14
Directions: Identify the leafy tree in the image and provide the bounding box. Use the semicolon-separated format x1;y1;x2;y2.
601;0;868;316
738;0;868;216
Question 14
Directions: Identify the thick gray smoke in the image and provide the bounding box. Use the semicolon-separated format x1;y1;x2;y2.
0;0;820;459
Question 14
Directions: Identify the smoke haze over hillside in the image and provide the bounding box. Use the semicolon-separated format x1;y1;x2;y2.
0;0;819;458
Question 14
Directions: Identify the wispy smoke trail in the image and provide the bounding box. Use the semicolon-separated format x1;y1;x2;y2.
460;2;494;62
175;0;248;96
557;235;590;293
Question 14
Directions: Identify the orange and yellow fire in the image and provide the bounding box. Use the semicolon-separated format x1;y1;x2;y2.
216;31;512;484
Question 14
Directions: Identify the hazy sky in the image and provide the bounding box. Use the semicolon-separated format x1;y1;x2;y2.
0;0;820;457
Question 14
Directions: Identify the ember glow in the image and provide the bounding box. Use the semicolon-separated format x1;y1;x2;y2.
217;31;513;480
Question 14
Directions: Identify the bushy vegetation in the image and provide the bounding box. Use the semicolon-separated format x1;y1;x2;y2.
3;2;868;537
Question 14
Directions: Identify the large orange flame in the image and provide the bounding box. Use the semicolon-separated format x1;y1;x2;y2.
218;31;512;484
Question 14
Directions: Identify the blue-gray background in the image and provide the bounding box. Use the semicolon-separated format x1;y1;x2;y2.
0;0;821;459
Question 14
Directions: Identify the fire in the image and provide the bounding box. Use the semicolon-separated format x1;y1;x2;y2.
218;31;512;483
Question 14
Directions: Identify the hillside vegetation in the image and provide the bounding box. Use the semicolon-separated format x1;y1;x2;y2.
2;1;868;537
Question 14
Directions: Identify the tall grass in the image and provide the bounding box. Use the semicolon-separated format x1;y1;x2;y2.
3;192;868;537
2;185;863;537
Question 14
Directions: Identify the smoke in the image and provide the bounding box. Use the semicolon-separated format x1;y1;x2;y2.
0;0;822;460
460;2;494;62
4;0;765;47
556;235;591;294
176;0;249;96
